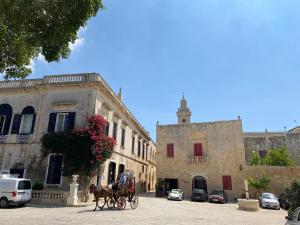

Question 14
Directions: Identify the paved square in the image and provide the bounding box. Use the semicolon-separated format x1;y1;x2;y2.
0;196;287;225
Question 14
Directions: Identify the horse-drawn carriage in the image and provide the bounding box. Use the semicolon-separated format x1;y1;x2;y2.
89;172;139;211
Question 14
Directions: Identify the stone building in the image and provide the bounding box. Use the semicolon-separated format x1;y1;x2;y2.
0;73;156;192
244;127;300;165
156;96;245;199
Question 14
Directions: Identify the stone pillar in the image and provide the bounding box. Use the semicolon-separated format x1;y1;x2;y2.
67;175;79;206
245;179;249;200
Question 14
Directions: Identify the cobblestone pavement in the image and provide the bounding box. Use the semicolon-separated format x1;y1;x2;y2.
0;195;287;225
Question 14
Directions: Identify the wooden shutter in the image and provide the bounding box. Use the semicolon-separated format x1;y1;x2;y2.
11;114;22;134
194;143;203;156
30;114;36;134
68;112;76;130
167;143;174;158
47;113;57;132
222;175;232;190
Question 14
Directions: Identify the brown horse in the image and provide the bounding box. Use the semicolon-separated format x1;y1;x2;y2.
89;184;113;211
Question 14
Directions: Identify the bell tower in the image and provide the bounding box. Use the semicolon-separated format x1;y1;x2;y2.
177;94;191;124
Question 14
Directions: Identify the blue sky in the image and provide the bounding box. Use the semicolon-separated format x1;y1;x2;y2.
29;0;300;140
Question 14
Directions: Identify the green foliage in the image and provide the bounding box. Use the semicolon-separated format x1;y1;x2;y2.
286;180;300;213
249;150;261;166
0;0;103;79
156;178;164;190
247;175;270;198
262;146;294;166
249;146;294;167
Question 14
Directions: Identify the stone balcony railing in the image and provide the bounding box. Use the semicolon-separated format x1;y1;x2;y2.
186;155;208;164
0;73;101;89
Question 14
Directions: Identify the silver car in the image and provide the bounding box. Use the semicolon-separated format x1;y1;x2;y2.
259;192;280;210
168;189;184;201
285;207;300;225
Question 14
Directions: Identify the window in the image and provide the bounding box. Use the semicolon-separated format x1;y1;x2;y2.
19;114;34;134
121;128;125;147
105;121;110;136
259;150;267;159
167;143;174;158
138;139;141;157
0;115;6;134
222;175;232;190
142;142;145;159
56;113;69;132
131;136;135;154
113;122;118;140
47;112;75;133
194;143;203;156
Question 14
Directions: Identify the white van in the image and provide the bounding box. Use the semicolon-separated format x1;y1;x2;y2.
0;177;32;208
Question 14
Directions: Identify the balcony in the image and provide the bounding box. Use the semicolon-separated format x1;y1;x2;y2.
186;155;208;164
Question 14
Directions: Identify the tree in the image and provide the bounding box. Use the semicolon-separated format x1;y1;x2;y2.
247;175;270;198
262;146;294;166
249;146;294;167
249;150;261;166
42;114;115;200
0;0;103;79
285;180;300;213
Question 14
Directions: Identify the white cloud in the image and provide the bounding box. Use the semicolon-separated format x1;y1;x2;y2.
27;59;36;73
69;26;87;51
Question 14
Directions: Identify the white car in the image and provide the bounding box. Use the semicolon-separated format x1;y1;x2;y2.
259;192;280;210
285;207;300;225
168;189;184;201
0;177;32;208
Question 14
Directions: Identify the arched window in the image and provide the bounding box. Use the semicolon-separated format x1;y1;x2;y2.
11;106;36;134
0;104;13;134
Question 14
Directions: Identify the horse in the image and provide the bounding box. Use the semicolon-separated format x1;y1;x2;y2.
89;184;114;211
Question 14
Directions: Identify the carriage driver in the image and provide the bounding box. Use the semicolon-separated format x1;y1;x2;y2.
128;177;135;202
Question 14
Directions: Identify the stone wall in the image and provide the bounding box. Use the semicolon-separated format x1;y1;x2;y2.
242;166;300;197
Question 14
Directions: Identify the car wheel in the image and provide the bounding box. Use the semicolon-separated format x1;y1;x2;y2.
0;197;9;208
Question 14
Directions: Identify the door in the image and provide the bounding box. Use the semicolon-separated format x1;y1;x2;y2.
46;155;63;185
107;162;116;185
17;179;32;202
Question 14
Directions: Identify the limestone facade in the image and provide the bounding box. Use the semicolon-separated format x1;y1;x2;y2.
0;73;156;192
156;96;245;200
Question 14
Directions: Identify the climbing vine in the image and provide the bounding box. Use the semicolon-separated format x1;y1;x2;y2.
42;114;115;177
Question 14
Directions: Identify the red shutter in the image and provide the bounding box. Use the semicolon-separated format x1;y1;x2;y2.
194;143;203;156
167;144;174;158
222;175;232;190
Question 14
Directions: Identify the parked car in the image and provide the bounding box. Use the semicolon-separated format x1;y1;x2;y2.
208;189;227;204
168;189;184;201
259;192;280;210
279;192;294;210
285;207;300;225
0;177;32;208
191;188;208;202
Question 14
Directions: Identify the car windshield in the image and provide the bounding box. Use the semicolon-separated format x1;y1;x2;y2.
262;193;276;199
211;190;223;195
171;189;182;194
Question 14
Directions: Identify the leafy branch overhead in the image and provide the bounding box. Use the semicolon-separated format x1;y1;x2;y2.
0;0;103;79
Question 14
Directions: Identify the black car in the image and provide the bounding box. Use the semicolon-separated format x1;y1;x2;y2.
278;192;294;210
191;188;208;202
208;189;228;204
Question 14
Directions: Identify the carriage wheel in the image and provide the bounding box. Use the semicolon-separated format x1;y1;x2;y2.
97;197;107;210
117;196;126;210
107;196;115;209
130;195;139;209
